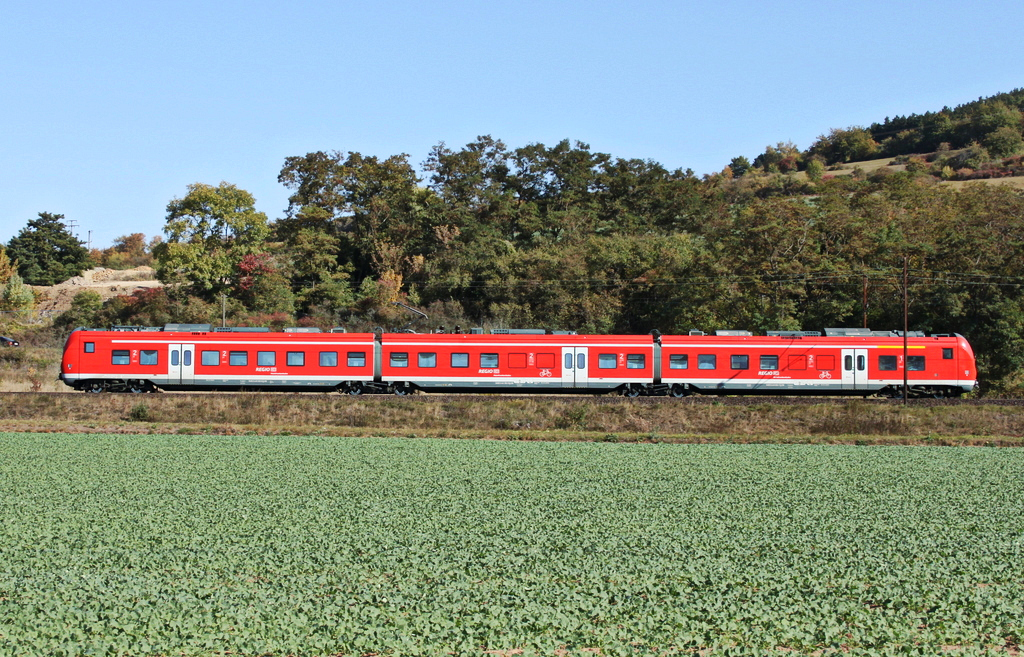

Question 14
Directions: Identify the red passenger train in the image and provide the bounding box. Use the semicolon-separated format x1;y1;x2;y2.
59;324;978;398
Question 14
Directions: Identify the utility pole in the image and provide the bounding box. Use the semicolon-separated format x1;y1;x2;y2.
903;257;909;405
863;275;869;329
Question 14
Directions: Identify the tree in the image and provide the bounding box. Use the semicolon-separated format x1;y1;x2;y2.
153;182;270;298
970;101;1023;142
285;227;354;314
728;156;751;177
982;125;1024;158
0;272;34;313
808;128;879;164
424;136;519;241
805;157;826;181
278;150;423;279
234;252;296;314
6;212;90;285
752;142;802;173
0;247;16;286
96;233;155;269
52;290;103;332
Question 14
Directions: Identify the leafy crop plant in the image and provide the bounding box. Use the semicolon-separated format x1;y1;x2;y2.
0;433;1021;655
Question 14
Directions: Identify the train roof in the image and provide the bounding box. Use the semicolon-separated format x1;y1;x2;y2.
68;325;962;342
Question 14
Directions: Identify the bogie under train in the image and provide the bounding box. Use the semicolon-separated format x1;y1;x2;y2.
59;325;977;398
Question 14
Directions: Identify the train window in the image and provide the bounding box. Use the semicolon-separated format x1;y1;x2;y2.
627;354;646;369
817;355;835;370
347;352;366;367
857;355;866;371
844;355;853;371
564;353;573;370
760;355;778;370
418;352;437;368
730;355;749;370
481;353;499;368
451;353;469;368
111;350;130;365
184;351;191;367
537;353;556;369
908;356;925;371
171;351;179;367
509;353;527;368
698;354;716;370
788;355;806;370
942;348;953;359
258;351;276;367
576;353;586;370
878;355;897;371
320;352;338;367
229;351;248;366
598;354;617;369
390;352;409;368
84;342;95;353
287;352;305;366
669;354;688;369
140;350;158;365
202;351;220;366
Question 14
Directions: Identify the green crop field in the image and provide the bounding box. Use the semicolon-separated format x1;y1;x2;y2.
0;433;1021;656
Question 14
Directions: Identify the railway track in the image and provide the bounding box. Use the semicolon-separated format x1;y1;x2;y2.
6;391;1023;407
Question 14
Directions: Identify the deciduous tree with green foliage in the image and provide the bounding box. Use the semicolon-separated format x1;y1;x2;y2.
5;212;90;285
153;182;270;299
278;150;425;283
808;127;879;164
51;290;104;333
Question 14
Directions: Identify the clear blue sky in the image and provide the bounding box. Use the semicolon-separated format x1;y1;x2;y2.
2;0;1021;250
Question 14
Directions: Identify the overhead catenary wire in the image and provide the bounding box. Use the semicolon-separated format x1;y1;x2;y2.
403;269;1024;291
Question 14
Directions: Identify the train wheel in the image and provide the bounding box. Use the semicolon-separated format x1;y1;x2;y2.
127;381;148;394
84;381;105;393
670;385;689;398
622;385;640;398
393;384;410;396
347;383;363;396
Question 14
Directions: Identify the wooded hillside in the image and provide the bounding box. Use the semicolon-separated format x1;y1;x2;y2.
4;90;1024;391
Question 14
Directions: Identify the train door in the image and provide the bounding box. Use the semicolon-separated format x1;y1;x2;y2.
561;347;589;388
841;348;867;390
168;343;195;385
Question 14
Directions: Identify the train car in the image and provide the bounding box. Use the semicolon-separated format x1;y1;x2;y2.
60;325;376;393
379;332;655;395
658;329;977;398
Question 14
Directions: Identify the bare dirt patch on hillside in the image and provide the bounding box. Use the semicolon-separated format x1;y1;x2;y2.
31;267;163;314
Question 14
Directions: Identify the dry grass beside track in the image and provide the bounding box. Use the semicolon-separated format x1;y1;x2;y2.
1;393;1023;445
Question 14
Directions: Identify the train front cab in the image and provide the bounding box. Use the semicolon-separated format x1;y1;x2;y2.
658;333;977;398
58;329;82;389
60;329;163;393
60;328;380;394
